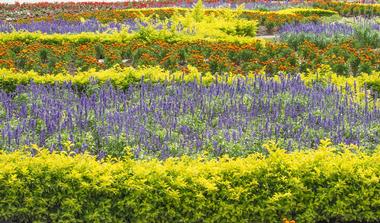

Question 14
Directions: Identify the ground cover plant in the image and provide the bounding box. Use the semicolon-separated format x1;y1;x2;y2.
0;0;379;222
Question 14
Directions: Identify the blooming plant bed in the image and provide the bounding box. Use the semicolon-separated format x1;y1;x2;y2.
0;0;379;222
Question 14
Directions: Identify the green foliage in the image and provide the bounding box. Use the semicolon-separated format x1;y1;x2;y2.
94;44;105;60
169;5;258;41
220;21;257;37
38;48;49;63
192;0;204;22
352;24;380;48
312;1;380;17
0;142;379;222
280;32;343;49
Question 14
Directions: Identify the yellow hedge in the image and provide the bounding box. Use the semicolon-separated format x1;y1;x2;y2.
0;65;220;90
1;64;379;95
0;140;379;222
276;8;338;17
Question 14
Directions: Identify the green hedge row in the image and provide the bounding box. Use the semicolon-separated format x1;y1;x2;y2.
0;141;379;222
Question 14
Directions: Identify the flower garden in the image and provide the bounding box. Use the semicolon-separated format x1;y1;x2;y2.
0;0;380;222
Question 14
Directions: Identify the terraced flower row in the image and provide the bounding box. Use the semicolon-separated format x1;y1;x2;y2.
0;0;337;21
0;38;378;75
1;76;379;158
2;0;378;21
13;7;335;34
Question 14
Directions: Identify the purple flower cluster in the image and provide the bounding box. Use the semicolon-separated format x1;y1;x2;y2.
238;1;312;10
348;17;380;32
279;22;355;37
182;1;312;10
0;19;122;34
0;76;379;159
0;19;184;34
372;23;380;31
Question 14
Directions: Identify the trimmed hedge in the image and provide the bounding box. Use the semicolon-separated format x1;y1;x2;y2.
276;8;338;17
0;141;379;222
1;64;379;95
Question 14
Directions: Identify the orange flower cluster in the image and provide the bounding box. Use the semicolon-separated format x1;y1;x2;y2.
283;218;296;223
0;39;377;75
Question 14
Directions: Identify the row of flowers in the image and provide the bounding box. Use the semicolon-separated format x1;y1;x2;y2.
1;63;378;100
0;38;378;75
312;0;380;17
0;0;342;21
0;71;378;158
12;7;335;33
1;0;377;21
278;19;380;49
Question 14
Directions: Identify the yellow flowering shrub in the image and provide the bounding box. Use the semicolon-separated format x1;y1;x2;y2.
0;65;244;91
0;28;259;45
277;8;337;17
0;141;379;222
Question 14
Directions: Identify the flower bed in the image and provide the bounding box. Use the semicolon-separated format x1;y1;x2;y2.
0;2;379;222
0;38;378;75
15;7;335;33
1;75;379;158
